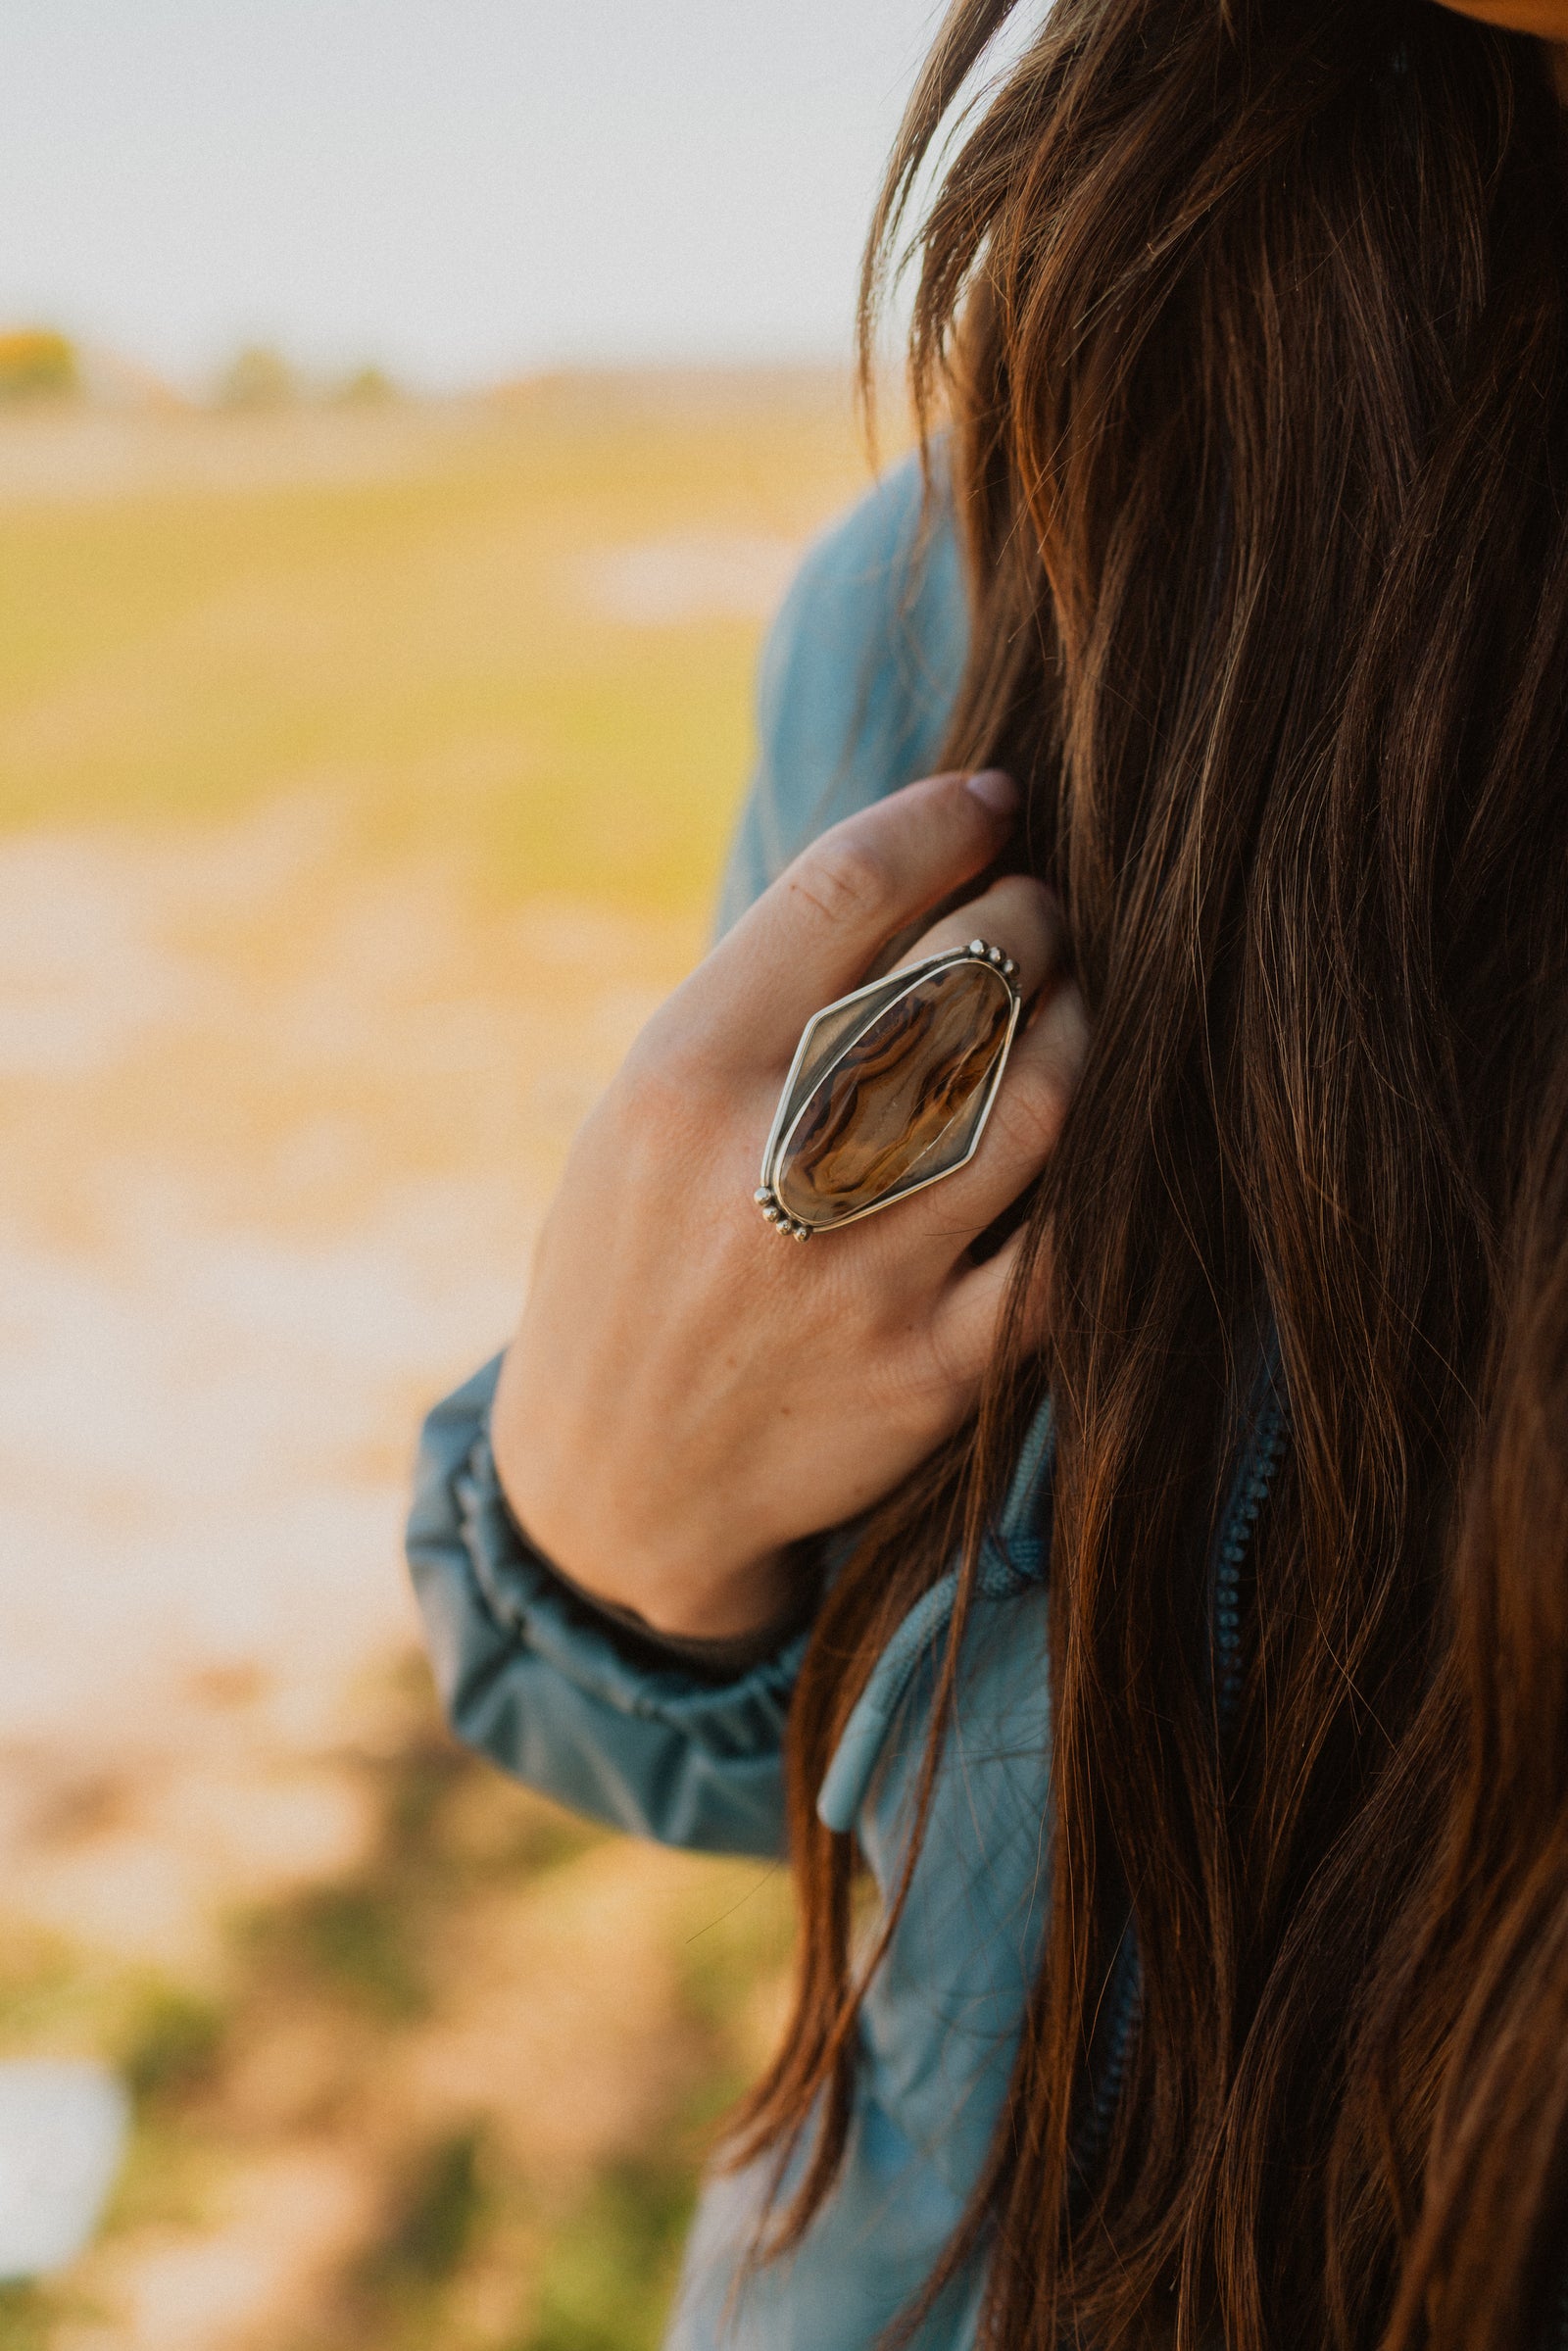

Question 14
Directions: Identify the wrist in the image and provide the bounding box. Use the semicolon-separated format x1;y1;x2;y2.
489;1360;794;1642
502;1484;794;1642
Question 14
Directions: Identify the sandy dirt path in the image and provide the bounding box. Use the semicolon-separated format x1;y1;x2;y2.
0;794;699;1966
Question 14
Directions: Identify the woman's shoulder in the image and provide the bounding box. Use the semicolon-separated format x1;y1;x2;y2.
714;447;971;930
770;444;966;652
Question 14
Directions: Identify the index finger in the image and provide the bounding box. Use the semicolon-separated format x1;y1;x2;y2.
690;768;1019;1067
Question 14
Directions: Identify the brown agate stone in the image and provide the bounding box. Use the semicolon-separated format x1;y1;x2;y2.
774;960;1014;1228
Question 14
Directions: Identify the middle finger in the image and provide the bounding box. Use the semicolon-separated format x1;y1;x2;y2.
890;873;1063;1001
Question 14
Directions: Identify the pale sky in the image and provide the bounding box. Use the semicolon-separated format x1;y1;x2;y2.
0;0;953;392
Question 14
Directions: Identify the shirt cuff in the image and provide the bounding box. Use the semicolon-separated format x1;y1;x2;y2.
502;1509;825;1683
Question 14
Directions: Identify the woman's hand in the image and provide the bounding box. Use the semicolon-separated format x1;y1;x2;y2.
491;767;1088;1641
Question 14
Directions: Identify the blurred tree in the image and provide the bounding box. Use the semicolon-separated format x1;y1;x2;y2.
335;364;399;404
0;329;78;404
214;344;296;409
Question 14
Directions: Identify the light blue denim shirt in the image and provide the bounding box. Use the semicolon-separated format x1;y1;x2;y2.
409;455;1058;2348
712;451;968;934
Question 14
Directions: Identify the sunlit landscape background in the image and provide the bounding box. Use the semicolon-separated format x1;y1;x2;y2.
0;0;947;2331
0;345;888;2351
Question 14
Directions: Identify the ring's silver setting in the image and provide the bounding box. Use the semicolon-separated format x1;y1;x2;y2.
756;939;1023;1240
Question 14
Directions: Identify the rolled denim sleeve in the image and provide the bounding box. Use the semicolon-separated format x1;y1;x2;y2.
408;1356;803;1858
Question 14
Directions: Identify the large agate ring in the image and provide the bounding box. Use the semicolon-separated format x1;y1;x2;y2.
755;940;1023;1241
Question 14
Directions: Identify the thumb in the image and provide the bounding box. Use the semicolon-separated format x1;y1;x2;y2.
690;767;1019;1069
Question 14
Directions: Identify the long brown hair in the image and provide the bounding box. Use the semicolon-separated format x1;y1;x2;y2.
726;0;1568;2344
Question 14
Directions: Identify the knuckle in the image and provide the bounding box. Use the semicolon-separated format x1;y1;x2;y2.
992;1069;1069;1162
906;1330;985;1434
789;832;896;931
616;1033;682;1115
614;1045;725;1156
871;1298;978;1417
918;1315;977;1403
987;872;1053;926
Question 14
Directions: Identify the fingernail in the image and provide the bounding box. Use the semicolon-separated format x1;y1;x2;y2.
964;767;1018;816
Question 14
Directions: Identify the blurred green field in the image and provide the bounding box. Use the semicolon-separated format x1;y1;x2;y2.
0;374;882;2351
0;373;873;908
